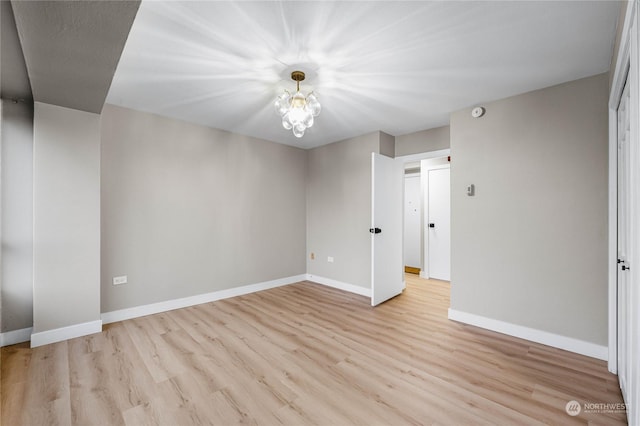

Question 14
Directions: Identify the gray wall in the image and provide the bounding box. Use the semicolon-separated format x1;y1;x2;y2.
380;132;395;157
306;132;386;289
1;99;33;332
395;126;450;156
450;73;609;345
101;105;307;312
33;102;101;332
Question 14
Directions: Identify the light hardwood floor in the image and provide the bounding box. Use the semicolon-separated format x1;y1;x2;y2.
2;275;626;425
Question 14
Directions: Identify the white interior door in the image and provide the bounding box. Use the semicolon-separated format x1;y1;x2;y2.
427;167;451;281
617;74;631;402
404;174;421;269
371;152;404;306
610;7;639;424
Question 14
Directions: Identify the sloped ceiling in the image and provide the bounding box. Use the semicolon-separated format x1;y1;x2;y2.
11;0;140;113
107;1;621;148
1;1;32;102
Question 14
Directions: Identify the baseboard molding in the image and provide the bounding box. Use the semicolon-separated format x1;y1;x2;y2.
305;274;371;297
0;327;33;347
419;271;429;279
101;274;307;324
30;320;103;348
448;308;608;361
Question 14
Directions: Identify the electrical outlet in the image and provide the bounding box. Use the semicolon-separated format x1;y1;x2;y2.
310;252;315;260
327;256;334;263
113;275;127;286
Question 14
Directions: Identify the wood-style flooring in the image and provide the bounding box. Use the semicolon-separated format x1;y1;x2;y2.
1;275;626;425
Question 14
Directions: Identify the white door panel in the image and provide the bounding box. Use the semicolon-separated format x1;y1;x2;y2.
617;74;630;403
427;168;451;281
371;152;404;306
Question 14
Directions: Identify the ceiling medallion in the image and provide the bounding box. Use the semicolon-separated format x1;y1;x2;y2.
274;71;321;138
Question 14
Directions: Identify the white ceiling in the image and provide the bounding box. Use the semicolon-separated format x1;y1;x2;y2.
106;1;621;149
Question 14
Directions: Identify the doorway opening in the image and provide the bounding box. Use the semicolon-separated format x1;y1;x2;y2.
400;151;451;282
397;148;452;311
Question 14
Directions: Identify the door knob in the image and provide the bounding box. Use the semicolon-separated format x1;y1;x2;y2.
429;223;435;228
619;259;629;270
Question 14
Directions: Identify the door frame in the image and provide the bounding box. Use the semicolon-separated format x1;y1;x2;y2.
403;171;422;271
396;149;451;278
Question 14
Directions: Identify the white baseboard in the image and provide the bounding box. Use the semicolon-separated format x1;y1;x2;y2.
420;271;429;279
0;327;33;347
448;308;608;361
305;274;371;297
101;274;307;324
30;320;103;348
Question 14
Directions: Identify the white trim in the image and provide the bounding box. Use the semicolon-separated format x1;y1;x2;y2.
0;327;33;347
30;320;102;348
305;274;371;297
609;106;619;374
419;271;429;279
627;5;640;422
448;309;608;361
101;274;306;324
395;148;450;163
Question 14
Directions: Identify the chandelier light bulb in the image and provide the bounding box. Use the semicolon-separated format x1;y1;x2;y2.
291;91;306;108
274;71;321;138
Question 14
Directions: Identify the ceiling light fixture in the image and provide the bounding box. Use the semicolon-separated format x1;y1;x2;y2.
274;71;321;138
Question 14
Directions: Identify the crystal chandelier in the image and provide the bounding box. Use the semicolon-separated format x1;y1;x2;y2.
274;71;321;138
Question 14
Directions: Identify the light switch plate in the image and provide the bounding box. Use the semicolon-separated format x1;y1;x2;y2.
467;184;475;196
113;275;127;285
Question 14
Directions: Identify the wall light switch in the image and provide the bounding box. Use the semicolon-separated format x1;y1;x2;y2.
467;184;475;196
113;275;127;285
327;256;334;263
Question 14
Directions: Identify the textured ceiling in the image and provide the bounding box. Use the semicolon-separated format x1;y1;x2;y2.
107;1;621;149
11;0;140;113
1;1;32;102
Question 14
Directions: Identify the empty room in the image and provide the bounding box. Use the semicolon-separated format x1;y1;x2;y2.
1;0;638;425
